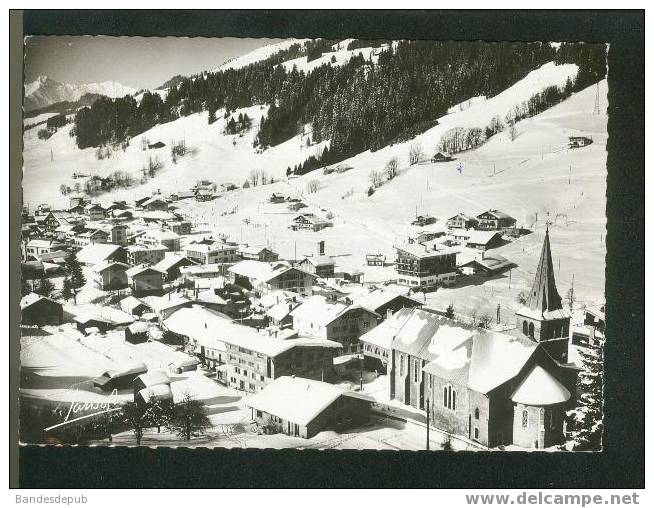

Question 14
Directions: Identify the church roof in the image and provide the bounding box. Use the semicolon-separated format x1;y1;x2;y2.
510;365;572;406
525;228;563;316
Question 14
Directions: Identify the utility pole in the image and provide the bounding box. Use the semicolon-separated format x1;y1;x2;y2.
569;165;571;184
359;353;363;391
426;397;430;451
496;303;501;325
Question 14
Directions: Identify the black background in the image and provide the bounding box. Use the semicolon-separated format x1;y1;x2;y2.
13;9;644;489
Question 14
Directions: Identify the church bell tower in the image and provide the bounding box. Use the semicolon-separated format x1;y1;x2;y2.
515;225;571;362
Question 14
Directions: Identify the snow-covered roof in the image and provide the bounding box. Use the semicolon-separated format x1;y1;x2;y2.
120;296;148;313
127;322;150;334
138;384;173;402
77;243;123;265
143;229;180;241
184;242;235;253
228;260;308;284
467;331;537;394
141;294;191;313
92;260;128;273
266;301;297;321
351;288;421;314
360;307;415;350
72;304;135;326
126;244;169;253
256;290;299;310
302;255;335;267
246;376;348;426
394;242;459;258
462;230;503;245
126;265;165;278
290;294;375;327
153;254;193;273
238;244;273;256
510;365;571;406
459;254;514;272
135;370;171;387
20;293;59;310
478;209;515;221
194;289;227;306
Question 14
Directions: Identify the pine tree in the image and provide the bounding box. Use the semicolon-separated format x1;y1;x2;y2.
36;277;55;298
565;338;604;451
66;253;86;289
445;303;455;319
62;276;73;301
21;278;32;297
166;394;211;441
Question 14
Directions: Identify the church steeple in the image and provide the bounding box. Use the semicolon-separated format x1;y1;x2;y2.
525;225;562;313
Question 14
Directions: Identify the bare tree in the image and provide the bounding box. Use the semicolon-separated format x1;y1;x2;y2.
516;291;528;305
409;142;424;165
59;184;69;196
306;179;320;194
566;285;576;311
479;312;493;329
369;170;383;188
385;156;400;180
509;121;518;141
248;169;260;187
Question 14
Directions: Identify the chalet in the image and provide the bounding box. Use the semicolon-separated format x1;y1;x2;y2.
570;304;605;364
353;288;423;319
73;305;134;334
126;265;165;295
84;203;106;221
165;219;192;236
265;300;298;328
288;202;307;212
447;212;479;230
24;238;66;261
247;376;370;438
133;371;173;405
153;254;195;281
289;213;332;232
476;210;516;231
459;253;515;276
411;215;437;227
462;230;504;252
20;293;63;326
238;245;279;262
290;294;380;353
228;260;316;298
92;362;148;391
163;307;341;389
126;244;168;267
124;322;150;344
138;229;181;252
409;222;448;244
77;243;126;267
269;193;286;204
179;263;225;282
383;306;576;448
92;261;129;290
141;197;169;212
195;187;214;201
184;241;238;265
394;243;458;291
366;254;386;266
141;294;193;321
169;191;195;202
568;136;593;148
34;250;69;265
148;141;166;149
119;295;151;317
432;151;454;163
43;211;85;232
134;196;151;208
69;194;88;209
106;201;128;212
299;256;335;278
73;228;109;247
111;209;133;220
100;223;129;246
67;205;85;215
192;289;229;314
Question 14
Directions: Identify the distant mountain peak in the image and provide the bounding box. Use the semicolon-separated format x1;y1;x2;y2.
24;76;138;112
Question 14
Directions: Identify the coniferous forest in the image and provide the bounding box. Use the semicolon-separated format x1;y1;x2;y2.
73;41;606;171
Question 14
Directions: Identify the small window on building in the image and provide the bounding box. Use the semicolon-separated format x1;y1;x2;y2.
399;355;405;376
475;408;480;420
414;360;419;382
474;427;479;441
256;410;262;417
522;320;528;335
528;323;535;339
522;409;529;429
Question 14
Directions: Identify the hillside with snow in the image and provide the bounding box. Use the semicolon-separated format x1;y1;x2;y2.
24;75;137;112
22;48;607;321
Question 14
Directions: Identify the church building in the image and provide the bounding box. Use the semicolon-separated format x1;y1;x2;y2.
384;229;579;449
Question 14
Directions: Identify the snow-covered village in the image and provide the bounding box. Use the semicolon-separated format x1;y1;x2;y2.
19;38;607;451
